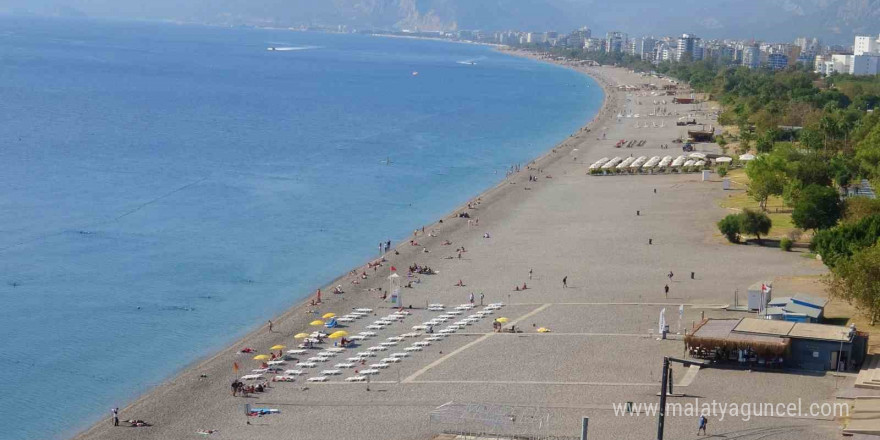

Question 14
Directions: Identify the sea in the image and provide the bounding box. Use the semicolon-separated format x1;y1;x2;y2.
0;17;601;440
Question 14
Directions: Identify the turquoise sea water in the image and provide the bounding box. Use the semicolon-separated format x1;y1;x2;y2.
0;17;601;440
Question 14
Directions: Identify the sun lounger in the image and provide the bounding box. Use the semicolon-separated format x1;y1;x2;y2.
350;335;367;341
367;346;387;352
439;329;456;334
390;352;409;358
369;363;390;369
425;336;444;341
346;357;362;362
412;341;431;347
355;308;373;313
267;360;286;365
404;346;422;352
447;311;463;315
359;331;377;336
428;303;444;308
381;357;401;363
411;325;427;330
240;374;264;380
327;347;345;353
307;357;325;362
360;369;380;375
380;341;398;346
335;363;356;368
320;369;341;375
273;375;296;382
283;369;305;375
251;368;269;374
428;307;444;312
307;376;328;382
387;336;404;342
366;324;383;329
401;332;421;338
346;376;366;382
356;352;376;357
296;362;317;368
337;317;355;323
286;349;307;355
317;351;336;357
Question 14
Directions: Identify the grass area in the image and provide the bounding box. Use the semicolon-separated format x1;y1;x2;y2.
719;169;800;241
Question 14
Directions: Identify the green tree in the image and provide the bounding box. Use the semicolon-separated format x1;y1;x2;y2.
745;156;786;211
717;214;742;243
826;243;880;324
811;214;880;268
740;209;772;243
792;184;843;231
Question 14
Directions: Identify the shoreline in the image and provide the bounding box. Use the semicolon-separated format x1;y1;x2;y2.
70;47;616;440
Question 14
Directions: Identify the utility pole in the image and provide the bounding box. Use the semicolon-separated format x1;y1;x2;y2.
657;357;707;440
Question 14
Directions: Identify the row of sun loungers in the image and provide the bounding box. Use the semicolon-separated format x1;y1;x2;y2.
262;303;506;384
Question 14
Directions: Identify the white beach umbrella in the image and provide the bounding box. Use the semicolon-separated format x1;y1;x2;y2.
739;153;756;161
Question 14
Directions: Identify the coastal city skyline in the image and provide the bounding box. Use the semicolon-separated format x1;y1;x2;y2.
3;4;880;440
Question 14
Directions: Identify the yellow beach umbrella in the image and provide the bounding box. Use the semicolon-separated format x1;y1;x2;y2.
294;333;309;339
329;331;348;339
496;317;509;323
253;354;271;360
537;327;551;333
310;320;324;326
270;344;286;350
322;313;336;319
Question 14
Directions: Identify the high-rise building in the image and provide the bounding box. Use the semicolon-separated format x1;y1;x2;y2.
742;44;761;69
768;53;788;70
640;37;657;61
605;31;627;53
676;34;701;61
854;35;880;55
630;37;643;56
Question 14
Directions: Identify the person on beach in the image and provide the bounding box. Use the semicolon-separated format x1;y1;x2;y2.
111;407;119;427
664;284;669;298
668;271;674;281
529;268;533;280
480;292;484;306
563;276;568;288
469;292;475;304
268;320;273;332
697;414;708;435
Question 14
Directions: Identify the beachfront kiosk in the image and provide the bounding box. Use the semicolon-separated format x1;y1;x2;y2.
686;318;868;371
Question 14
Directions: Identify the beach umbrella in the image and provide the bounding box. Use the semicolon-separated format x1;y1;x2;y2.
294;333;309;339
270;345;285;350
496;317;509;323
537;327;551;333
329;331;348;339
322;313;336;319
253;354;271;361
310;320;324;326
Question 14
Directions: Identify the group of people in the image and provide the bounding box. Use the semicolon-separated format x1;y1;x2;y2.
230;379;269;397
408;264;436;275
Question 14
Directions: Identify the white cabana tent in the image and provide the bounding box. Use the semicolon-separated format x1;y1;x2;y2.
739;153;756;161
715;156;733;164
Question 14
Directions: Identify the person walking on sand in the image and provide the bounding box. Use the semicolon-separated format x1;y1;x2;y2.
479;292;484;306
111;407;119;427
529;268;533;280
664;284;669;298
697;414;708;435
268;320;273;332
668;271;674;282
469;292;475;304
562;276;568;288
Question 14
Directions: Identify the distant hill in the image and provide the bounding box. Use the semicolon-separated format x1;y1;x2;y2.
5;0;880;44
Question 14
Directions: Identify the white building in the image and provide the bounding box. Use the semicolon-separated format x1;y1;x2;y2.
854;35;880;56
676;34;701;61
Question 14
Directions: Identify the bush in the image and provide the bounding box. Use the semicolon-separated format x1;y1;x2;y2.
780;238;793;251
718;214;742;243
717;165;729;178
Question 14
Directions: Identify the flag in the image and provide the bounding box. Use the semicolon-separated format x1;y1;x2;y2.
233;362;239;372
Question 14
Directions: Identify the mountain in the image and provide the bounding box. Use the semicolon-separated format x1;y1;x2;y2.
3;0;879;43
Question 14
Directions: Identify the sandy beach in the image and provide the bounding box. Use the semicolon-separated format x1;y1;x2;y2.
72;56;836;440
